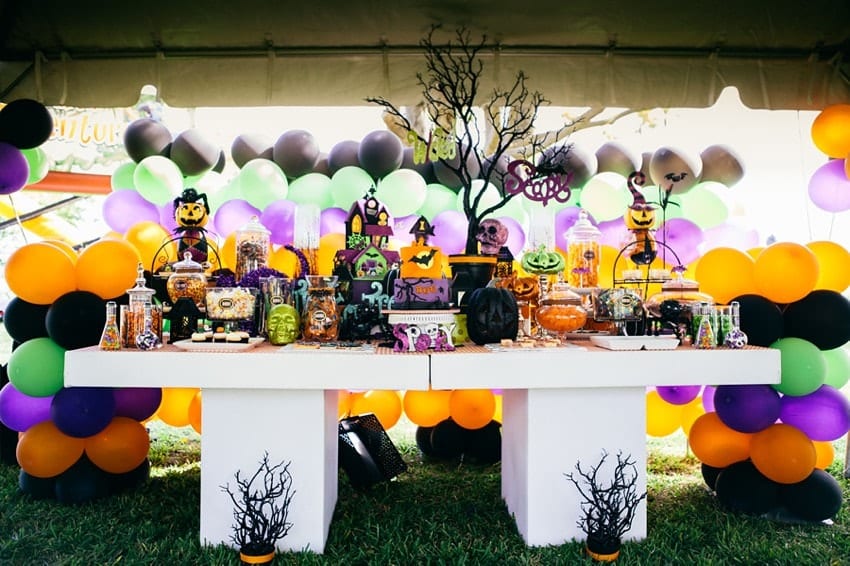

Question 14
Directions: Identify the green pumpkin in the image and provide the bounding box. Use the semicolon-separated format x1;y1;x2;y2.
465;286;519;345
521;245;565;274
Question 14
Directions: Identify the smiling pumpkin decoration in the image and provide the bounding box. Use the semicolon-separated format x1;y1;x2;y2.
623;171;657;265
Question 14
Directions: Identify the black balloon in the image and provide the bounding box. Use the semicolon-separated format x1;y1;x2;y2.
212;149;226;173
169;129;221;177
123;118;172;163
429;418;466;459
714;460;780;515
731;294;784;347
433;143;481;190
18;469;56;500
313;154;331;176
3;297;49;343
415;425;436;457
358;130;403;180
45;291;106;350
54;455;109;504
327;140;361;174
107;458;151;494
701;462;723;491
464;420;501;463
273;129;320;178
780;469;843;521
401;147;437;184
783;290;850;350
0;99;54;149
230;133;273;169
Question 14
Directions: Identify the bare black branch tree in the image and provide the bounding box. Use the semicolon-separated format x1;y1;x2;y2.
221;452;295;557
368;26;574;255
564;450;648;554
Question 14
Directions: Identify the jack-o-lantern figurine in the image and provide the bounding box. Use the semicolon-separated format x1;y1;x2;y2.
623;171;657;265
173;188;210;264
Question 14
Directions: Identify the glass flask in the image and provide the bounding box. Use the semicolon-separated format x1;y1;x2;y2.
302;275;340;342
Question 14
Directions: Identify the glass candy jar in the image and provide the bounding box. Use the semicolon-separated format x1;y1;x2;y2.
166;252;208;309
644;272;713;319
235;215;270;282
535;282;588;335
566;209;601;289
302;275;340;342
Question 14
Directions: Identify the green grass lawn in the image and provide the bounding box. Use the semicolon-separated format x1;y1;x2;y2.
1;421;848;565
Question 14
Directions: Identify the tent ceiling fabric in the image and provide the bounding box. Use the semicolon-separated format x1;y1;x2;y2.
1;1;848;110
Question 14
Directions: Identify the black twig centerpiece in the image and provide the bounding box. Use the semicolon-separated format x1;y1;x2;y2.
564;450;647;561
221;452;295;563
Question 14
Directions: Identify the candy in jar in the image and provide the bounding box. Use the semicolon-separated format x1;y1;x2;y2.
302;275;339;342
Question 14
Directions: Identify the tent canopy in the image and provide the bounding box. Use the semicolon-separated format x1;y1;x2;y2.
1;1;849;110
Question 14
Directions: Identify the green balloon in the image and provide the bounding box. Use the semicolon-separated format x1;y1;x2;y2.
238;158;289;210
417;183;457;220
376;168;427;217
822;346;850;389
679;182;729;229
133;155;183;205
770;337;826;396
287;173;333;209
330;166;374;210
22;147;50;185
8;337;66;397
111;162;137;190
637;185;684;220
207;179;244;213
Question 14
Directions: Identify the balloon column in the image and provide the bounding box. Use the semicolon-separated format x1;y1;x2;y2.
647;239;850;522
808;104;850;213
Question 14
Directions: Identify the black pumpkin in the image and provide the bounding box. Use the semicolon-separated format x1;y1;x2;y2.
465;286;519;345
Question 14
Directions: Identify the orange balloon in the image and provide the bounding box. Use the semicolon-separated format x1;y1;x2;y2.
268;245;299;277
403;389;451;427
597;245;619;289
42;239;78;263
156;387;200;427
219;232;237;272
813;440;835;469
753;242;819;304
493;394;503;424
124;220;175;272
85;416;150;474
646;390;684;437
17;420;85;478
688;412;752;468
5;242;77;304
449;389;496;430
750;423;815;484
188;390;202;434
746;247;764;259
806;240;850;293
679;396;706;436
338;390;352;419
76;239;141;299
811;104;850;158
694;247;756;304
349;390;403;430
317;233;345;276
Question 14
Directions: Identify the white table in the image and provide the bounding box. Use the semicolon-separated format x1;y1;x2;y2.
64;344;430;554
65;343;781;553
430;345;781;547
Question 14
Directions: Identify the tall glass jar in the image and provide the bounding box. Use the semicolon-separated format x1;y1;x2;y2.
302;275;339;342
235;215;270;282
566;209;601;289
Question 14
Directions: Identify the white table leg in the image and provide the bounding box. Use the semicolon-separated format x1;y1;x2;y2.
502;387;647;547
199;388;338;553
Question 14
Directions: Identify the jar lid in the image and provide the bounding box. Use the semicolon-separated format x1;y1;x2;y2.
567;210;601;240
540;282;583;305
661;271;699;291
126;263;156;300
172;251;205;273
236;215;270;236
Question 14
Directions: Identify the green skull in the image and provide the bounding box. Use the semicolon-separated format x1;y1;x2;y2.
267;304;300;345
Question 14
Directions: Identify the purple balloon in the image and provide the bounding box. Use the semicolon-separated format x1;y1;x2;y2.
392;214;420;239
259;199;296;245
0;382;52;432
158;202;179;233
554;206;597;252
114;387;162;422
657;218;704;265
780;384;850;441
0;141;29;195
102;189;161;233
808;159;850;213
213;199;261;237
430;210;469;255
597;217;631;248
702;385;716;412
714;384;781;433
320;207;347;236
656;385;701;405
51;386;117;438
701;222;759;252
496;216;527;258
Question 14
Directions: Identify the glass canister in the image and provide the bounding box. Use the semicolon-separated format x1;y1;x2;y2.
566;209;601;289
535;281;588;335
644;273;713;319
166;252;208;309
235;215;271;282
302;275;340;342
123;263;160;348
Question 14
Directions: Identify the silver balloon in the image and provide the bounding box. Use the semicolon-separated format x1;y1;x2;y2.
649;147;701;194
700;145;745;188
